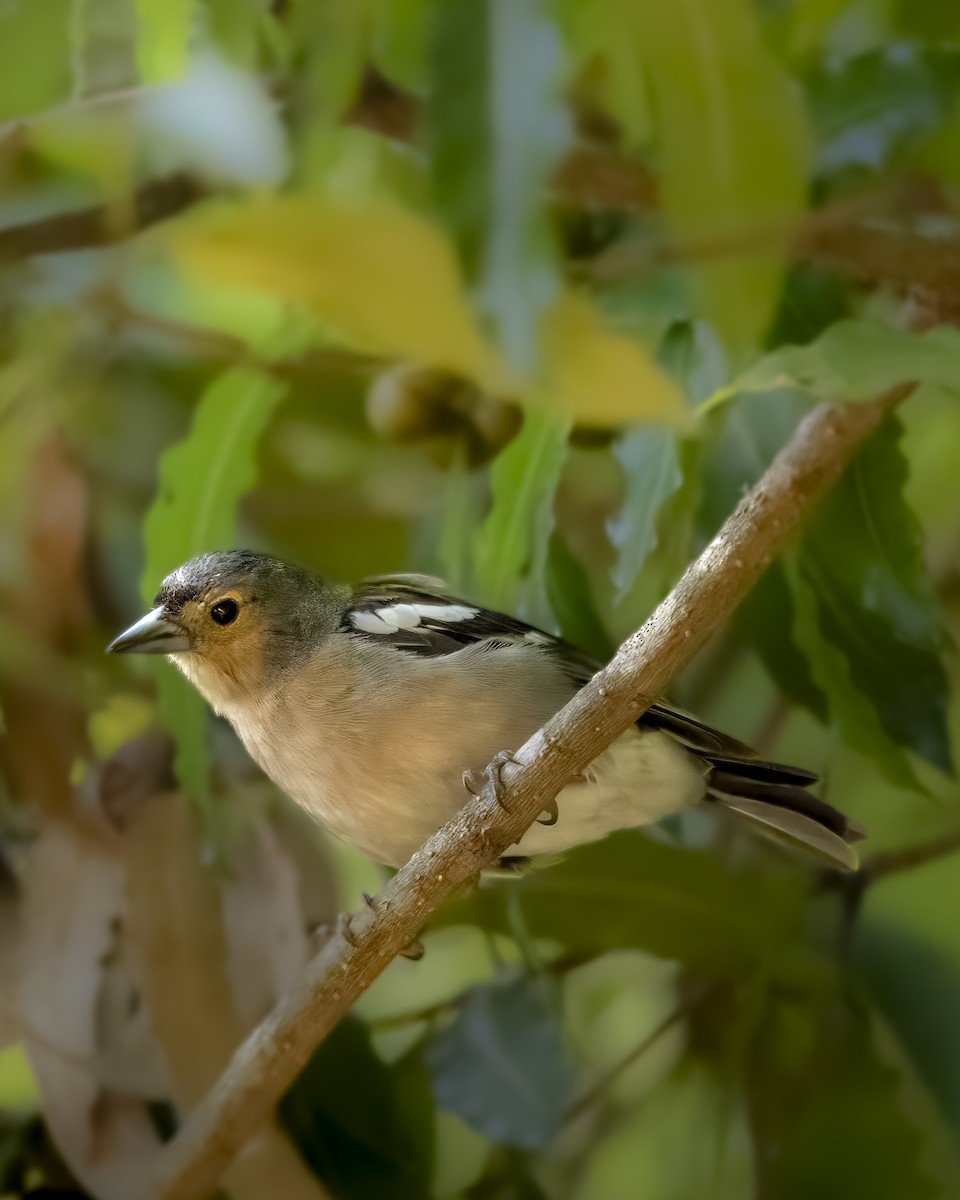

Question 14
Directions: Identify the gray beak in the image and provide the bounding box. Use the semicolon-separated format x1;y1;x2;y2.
107;608;191;655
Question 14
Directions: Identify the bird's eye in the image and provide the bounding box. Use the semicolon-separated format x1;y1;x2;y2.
210;598;239;626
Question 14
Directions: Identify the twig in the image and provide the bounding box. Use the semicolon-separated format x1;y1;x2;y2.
582;185;960;305
861;826;960;886
0;173;204;261
562;996;693;1126
145;391;905;1200
92;289;383;378
751;694;791;757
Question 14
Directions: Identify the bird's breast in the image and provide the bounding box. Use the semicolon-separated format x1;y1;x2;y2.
219;638;706;868
227;644;564;866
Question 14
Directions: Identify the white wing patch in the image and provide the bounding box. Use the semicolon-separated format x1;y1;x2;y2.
350;602;479;634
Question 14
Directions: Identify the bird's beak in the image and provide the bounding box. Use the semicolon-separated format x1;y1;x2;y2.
107;608;191;655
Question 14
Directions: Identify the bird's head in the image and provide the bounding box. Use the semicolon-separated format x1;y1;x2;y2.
107;551;345;710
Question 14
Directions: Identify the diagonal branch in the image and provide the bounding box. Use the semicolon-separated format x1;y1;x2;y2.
145;389;907;1200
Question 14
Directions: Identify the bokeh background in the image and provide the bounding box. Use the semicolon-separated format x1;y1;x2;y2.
2;1;960;1197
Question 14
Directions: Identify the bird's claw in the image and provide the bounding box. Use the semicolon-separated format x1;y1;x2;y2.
462;749;520;814
461;767;484;796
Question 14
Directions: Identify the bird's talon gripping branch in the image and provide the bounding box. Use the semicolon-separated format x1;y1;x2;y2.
484;749;521;813
463;750;520;812
461;767;483;797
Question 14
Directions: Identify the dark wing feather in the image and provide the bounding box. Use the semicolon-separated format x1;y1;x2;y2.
344;579;599;685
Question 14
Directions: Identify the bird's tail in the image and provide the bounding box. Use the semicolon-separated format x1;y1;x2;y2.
705;759;864;871
644;704;863;871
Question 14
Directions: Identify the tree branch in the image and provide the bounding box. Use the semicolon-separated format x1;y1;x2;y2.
861;825;960;885
0;173;204;261
144;391;906;1200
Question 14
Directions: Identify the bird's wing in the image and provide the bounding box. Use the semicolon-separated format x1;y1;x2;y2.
344;579;600;687
345;580;780;763
347;579;822;777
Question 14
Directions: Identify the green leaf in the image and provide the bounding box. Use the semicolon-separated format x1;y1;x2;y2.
465;1150;550;1200
701;395;829;717
856;920;960;1153
141;367;287;803
135;0;195;82
606;427;683;604
558;0;652;148
799;420;953;775
279;1018;434;1200
545;530;611;662
657;319;728;407
632;0;811;350
289;0;368;128
474;407;571;614
429;0;570;368
700;395;951;780
435;452;486;596
370;0;438;91
203;0;261;66
610;432;702;638
765;264;852;350
786;553;925;792
736;564;829;723
426;973;573;1150
436;832;806;969
745;987;940;1200
0;0;73;123
717;320;960;408
806;47;960;175
575;1060;755;1200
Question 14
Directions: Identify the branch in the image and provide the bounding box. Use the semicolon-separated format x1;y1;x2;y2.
583;198;960;304
861;825;960;885
0;173;204;261
145;391;905;1200
562;990;700;1126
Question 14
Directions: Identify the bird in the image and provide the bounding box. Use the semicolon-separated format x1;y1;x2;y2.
107;550;863;872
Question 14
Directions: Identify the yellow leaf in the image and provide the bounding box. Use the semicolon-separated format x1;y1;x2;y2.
174;195;514;393
542;293;691;428
173;195;690;427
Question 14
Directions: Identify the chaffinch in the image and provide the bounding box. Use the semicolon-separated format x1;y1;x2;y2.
108;551;862;871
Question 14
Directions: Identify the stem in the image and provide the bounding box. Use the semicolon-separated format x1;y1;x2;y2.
862;826;960;885
562;1001;690;1126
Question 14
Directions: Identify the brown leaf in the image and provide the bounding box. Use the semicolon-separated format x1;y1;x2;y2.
0;436;93;818
125;792;330;1199
17;820;164;1200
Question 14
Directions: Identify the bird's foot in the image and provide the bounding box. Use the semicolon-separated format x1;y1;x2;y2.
462;749;520;814
362;891;425;961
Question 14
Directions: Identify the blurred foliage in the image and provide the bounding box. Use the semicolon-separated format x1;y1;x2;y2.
0;1;959;1198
